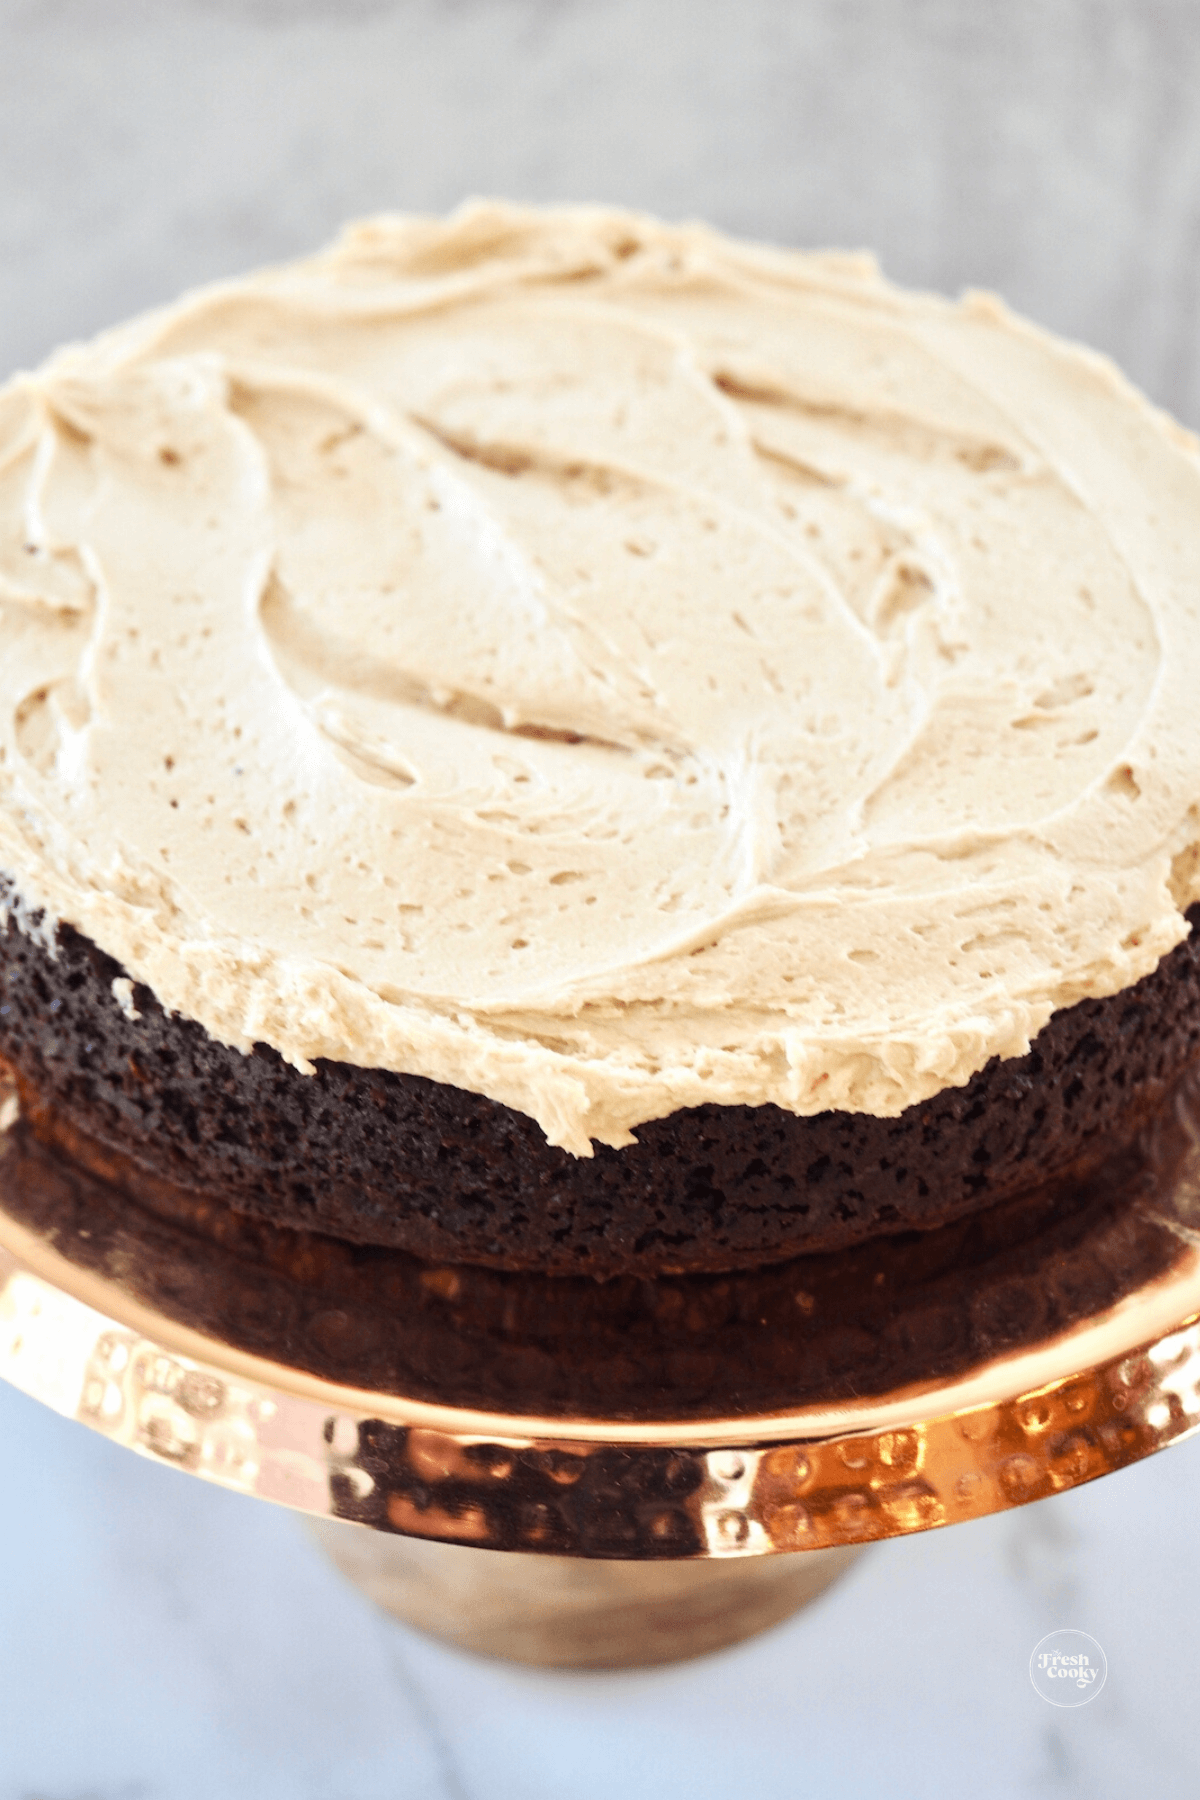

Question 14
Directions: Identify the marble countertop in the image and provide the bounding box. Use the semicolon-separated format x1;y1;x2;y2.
5;1;1200;432
3;3;1200;1793
2;1378;1198;1800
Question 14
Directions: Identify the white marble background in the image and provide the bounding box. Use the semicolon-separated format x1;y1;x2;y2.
3;1381;1200;1800
3;1;1200;1793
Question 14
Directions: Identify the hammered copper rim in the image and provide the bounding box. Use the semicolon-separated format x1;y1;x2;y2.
6;1069;1200;1557
4;1177;1200;1557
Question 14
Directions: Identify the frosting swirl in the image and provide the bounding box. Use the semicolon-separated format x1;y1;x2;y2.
2;202;1200;1153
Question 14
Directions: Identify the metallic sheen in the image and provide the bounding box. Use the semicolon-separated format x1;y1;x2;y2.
4;1068;1200;1557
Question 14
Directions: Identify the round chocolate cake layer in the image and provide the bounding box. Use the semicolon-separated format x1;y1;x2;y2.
2;897;1199;1276
1;1072;1190;1424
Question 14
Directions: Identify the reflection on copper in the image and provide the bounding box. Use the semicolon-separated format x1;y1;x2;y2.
6;1067;1200;1422
3;1068;1200;1557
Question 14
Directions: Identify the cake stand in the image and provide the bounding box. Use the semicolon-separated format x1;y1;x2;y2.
4;1068;1200;1669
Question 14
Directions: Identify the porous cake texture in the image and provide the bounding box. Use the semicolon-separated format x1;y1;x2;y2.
3;204;1200;1274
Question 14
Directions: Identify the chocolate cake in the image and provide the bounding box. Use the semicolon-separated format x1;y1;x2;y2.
3;202;1200;1281
4;1047;1196;1426
3;899;1200;1274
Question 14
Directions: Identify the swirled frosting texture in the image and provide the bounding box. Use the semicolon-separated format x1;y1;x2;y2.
2;203;1200;1154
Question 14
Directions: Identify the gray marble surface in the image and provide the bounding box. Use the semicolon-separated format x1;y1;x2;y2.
2;1377;1199;1800
3;2;1200;1792
4;0;1200;427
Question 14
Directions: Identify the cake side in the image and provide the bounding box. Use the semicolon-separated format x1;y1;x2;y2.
3;902;1198;1275
3;1061;1191;1419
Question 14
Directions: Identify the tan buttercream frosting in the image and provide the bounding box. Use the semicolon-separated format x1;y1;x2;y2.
2;201;1200;1154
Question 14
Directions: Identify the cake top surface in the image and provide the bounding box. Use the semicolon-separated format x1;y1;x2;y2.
2;201;1200;1154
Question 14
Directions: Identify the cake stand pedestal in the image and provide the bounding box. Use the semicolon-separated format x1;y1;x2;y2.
306;1521;865;1667
4;1071;1200;1668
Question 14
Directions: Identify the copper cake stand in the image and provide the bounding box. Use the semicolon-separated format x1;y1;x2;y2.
4;1070;1200;1667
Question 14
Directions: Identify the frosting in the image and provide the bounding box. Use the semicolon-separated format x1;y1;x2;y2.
2;201;1200;1155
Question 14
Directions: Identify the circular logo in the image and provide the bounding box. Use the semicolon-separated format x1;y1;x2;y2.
1029;1629;1107;1706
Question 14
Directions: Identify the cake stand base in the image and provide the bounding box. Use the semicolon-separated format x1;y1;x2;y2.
9;1073;1200;1674
305;1520;868;1668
